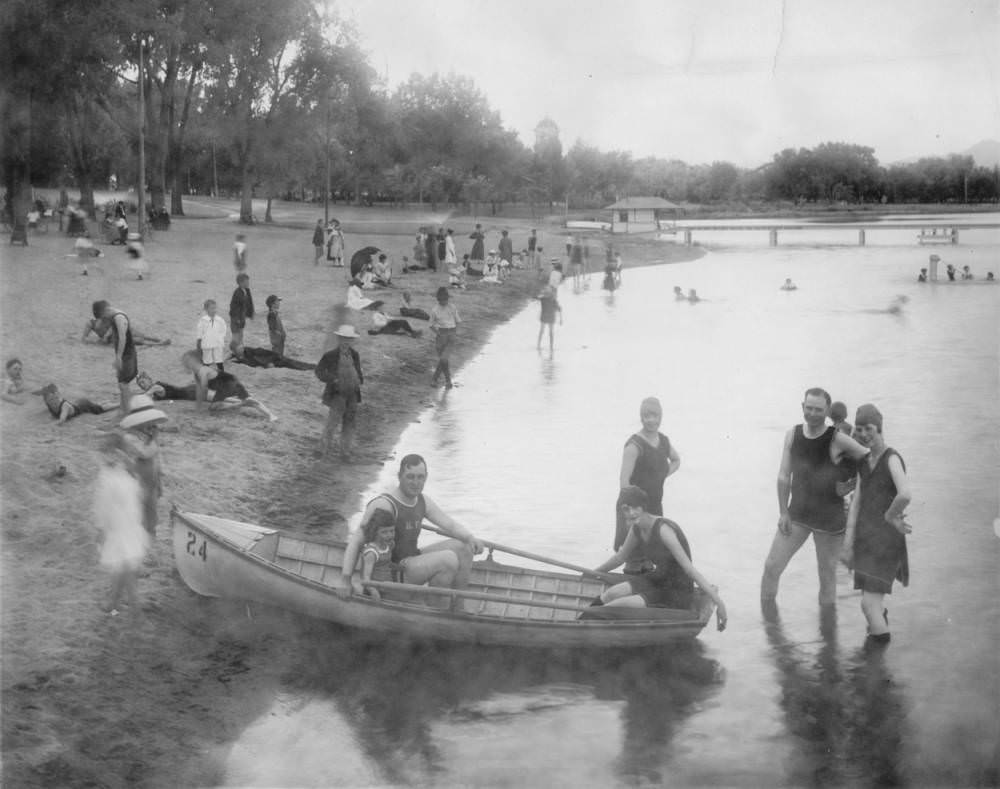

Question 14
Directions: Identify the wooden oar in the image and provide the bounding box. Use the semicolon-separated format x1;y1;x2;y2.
361;579;588;614
420;523;619;584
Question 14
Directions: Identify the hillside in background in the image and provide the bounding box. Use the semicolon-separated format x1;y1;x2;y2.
893;139;1000;168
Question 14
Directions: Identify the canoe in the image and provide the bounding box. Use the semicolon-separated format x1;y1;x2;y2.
171;510;716;649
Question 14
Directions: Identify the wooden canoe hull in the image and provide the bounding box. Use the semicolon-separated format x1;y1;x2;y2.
171;510;714;649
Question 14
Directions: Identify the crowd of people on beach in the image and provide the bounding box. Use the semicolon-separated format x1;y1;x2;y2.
6;213;914;645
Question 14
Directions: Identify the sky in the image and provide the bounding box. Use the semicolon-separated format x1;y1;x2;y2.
335;0;1000;168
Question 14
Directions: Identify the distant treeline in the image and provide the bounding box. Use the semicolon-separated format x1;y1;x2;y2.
3;1;997;224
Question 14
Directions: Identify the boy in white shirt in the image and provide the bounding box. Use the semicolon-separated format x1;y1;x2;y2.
196;299;228;368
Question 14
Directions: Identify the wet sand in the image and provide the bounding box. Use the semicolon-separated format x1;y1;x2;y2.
0;199;702;786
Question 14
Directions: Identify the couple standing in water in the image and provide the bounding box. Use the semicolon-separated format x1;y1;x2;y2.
762;388;912;644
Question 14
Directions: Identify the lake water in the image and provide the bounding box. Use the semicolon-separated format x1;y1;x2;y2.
220;218;999;787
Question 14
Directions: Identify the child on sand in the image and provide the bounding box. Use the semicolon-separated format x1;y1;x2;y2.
429;287;460;388
399;291;430;321
94;435;149;615
196;299;228;369
38;383;118;425
233;233;248;272
265;294;286;356
73;232;102;275
120;399;167;540
360;509;396;600
3;358;26;404
448;255;467;289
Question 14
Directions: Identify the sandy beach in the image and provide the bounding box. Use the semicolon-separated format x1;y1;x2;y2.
0;199;702;786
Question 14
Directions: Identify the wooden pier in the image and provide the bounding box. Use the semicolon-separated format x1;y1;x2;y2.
668;222;1000;247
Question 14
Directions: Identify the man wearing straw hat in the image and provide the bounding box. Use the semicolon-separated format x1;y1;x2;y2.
315;324;363;460
120;395;167;539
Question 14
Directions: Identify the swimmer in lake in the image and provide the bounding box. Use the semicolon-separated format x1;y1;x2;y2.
917;269;928;283
673;286;686;301
687;289;701;303
780;278;797;291
885;295;908;315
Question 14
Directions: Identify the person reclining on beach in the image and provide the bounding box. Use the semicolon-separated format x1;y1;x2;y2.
136;371;197;401
587;486;728;631
398;291;430;321
180;350;277;421
3;358;28;404
229;344;316;370
336;453;484;608
82;316;171;347
36;383;118;425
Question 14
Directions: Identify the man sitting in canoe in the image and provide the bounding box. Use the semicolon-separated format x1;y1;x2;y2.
589;486;728;631
336;453;484;606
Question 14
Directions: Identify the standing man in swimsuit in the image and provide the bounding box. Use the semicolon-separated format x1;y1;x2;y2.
336;454;484;606
92;300;138;416
761;387;870;607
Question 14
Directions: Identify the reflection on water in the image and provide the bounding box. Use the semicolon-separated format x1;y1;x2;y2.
762;602;908;787
221;215;999;786
223;632;722;787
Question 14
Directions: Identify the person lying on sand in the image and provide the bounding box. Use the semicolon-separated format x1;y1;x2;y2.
180;350;277;421
36;383;118;425
399;291;430;321
136;371;197;401
229;344;316;370
368;311;422;338
82;316;172;347
3;358;26;404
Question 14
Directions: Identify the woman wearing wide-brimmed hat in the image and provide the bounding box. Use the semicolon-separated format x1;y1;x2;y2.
315;324;363;460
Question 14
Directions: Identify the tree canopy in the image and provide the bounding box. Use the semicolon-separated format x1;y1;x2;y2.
2;1;997;222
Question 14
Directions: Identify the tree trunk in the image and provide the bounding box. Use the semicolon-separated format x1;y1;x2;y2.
239;164;255;224
264;195;273;223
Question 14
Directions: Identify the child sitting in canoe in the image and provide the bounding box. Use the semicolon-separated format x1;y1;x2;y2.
360;509;396;601
589;486;728;631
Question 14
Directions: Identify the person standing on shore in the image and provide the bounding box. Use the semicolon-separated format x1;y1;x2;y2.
93;434;148;616
528;229;538;268
312;219;325;265
196;299;228;370
429;286;459;388
233;233;248;273
614;397;681;574
424;229;439;272
444;228;457;269
498;229;513;269
315;325;363;460
92;300;138;417
228;273;254;359
265;295;286;356
469;224;486;273
120;400;167;541
327;220;345;267
761;387;870;607
841;404;911;645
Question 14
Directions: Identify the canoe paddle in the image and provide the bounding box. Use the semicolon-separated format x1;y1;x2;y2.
421;523;619;584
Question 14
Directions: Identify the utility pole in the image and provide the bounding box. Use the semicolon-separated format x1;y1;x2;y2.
324;93;331;227
137;36;146;238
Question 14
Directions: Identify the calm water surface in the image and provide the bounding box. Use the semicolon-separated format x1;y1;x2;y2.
221;219;999;787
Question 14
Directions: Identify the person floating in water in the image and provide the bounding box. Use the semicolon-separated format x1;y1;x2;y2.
885;295;909;316
917;268;928;283
780;278;797;291
687;289;701;303
673;286;686;301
